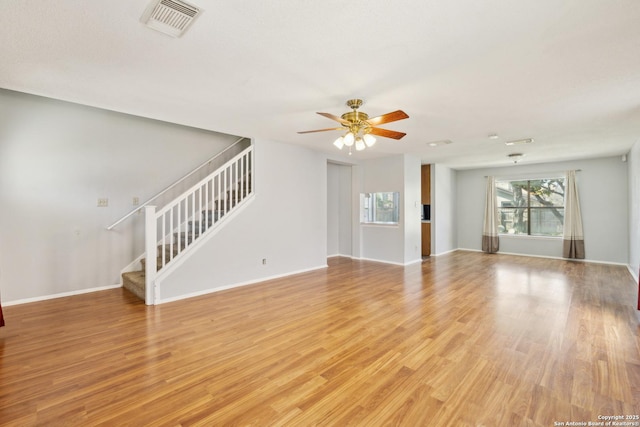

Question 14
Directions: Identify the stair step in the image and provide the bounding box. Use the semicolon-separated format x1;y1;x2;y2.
174;231;201;244
122;271;145;301
141;256;164;272
157;242;186;254
202;210;225;222
189;220;211;232
227;189;250;199
214;199;235;209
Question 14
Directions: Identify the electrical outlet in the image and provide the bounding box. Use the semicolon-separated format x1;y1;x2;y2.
97;198;108;207
132;196;140;206
262;258;267;265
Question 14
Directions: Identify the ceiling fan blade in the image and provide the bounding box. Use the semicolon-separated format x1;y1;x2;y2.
369;127;407;140
317;112;351;125
366;110;409;126
297;127;344;134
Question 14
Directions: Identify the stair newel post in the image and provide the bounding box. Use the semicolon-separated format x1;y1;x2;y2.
144;205;158;305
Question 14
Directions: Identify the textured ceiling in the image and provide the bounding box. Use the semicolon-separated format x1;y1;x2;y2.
1;0;639;169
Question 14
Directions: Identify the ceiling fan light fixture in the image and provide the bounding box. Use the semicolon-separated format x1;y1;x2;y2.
297;99;409;154
343;132;355;147
363;134;376;147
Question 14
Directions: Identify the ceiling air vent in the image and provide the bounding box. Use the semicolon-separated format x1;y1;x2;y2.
142;0;202;37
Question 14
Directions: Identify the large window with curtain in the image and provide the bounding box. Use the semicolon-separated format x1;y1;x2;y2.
496;177;565;236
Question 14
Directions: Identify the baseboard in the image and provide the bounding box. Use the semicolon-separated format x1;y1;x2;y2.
431;248;460;257
156;263;329;305
8;253;632;307
3;284;123;307
456;247;630;267
331;255;423;266
628;265;639;283
353;257;405;266
327;253;353;259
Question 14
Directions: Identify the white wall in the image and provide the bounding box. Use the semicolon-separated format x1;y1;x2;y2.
327;163;340;256
338;164;353;256
158;138;328;301
432;164;457;255
0;89;239;303
456;156;629;264
357;156;404;264
403;155;422;264
356;154;421;265
327;162;353;257
628;142;640;280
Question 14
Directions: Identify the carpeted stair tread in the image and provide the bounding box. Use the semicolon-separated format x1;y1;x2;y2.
122;172;253;303
122;271;145;300
141;256;164;272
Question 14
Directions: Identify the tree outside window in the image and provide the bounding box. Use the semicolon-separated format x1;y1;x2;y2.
360;192;399;224
496;178;565;236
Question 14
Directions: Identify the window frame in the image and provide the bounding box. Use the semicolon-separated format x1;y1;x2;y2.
496;177;565;238
359;192;400;225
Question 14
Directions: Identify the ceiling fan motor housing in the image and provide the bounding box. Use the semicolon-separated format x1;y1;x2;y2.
346;99;363;109
341;111;369;123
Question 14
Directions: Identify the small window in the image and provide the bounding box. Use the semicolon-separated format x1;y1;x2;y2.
496;178;565;236
360;192;399;224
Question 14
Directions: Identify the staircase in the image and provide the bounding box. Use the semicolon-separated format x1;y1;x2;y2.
121;144;253;303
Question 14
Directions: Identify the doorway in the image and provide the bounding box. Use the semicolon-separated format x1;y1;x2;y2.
327;162;352;257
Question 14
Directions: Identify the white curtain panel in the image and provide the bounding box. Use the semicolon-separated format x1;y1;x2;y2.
482;176;500;253
562;170;585;259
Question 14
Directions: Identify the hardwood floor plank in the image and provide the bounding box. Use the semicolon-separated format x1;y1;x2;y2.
0;251;638;426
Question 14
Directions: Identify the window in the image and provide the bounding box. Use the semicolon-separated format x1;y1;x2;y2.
360;192;399;224
496;178;565;236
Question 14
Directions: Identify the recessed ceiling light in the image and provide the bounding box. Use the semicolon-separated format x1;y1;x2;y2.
427;140;452;147
505;138;533;146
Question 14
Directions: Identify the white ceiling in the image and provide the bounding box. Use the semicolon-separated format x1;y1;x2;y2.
1;0;639;169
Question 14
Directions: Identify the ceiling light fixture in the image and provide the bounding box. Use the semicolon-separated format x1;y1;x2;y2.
508;153;524;164
427;140;452;147
488;133;499;140
298;99;408;155
505;138;533;146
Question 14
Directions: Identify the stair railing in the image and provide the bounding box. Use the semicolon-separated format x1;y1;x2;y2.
144;144;254;304
107;136;249;230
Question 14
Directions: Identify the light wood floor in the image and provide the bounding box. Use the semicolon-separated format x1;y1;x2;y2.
1;251;639;426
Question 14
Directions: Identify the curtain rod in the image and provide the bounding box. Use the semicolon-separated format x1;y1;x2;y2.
485;169;581;178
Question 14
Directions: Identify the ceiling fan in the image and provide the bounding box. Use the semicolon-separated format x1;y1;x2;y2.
298;99;409;153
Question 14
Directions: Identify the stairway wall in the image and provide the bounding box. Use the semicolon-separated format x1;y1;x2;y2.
157;138;328;303
0;89;242;303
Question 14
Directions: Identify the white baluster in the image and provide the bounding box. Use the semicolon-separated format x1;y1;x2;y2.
161;212;166;268
170;206;174;261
